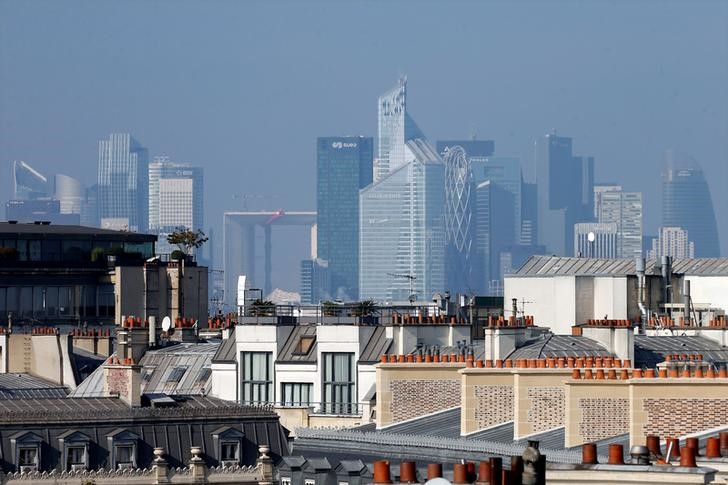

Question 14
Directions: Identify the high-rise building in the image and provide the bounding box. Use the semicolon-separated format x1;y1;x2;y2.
359;139;445;301
12;161;49;200
98;133;149;232
593;183;622;219
574;222;619;258
596;190;642;259
5;199;80;225
54;174;84;216
148;158;204;255
534;134;594;256
648;226;695;259
662;154;720;257
300;258;331;304
374;77;425;181
316;136;373;300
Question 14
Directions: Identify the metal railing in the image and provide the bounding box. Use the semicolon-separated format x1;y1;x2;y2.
275;401;361;416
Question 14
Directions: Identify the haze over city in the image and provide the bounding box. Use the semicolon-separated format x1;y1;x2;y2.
1;0;727;292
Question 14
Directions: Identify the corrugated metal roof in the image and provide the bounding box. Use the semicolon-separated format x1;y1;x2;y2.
634;335;728;368
0;374;68;399
508;335;612;360
378;407;462;438
278;326;318;363
511;255;728;277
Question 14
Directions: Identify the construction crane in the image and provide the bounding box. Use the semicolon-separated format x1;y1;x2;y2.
387;273;417;303
232;194;280;211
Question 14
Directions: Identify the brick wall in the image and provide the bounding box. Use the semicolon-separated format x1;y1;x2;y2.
578;397;629;442
390;379;460;422
642;398;728;438
106;367;130;400
474;385;513;429
527;387;565;433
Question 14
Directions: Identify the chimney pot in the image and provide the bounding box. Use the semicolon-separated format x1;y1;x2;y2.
427;463;443;480
373;460;392;484
453;463;468;484
489;457;502;485
705;437;721;458
608;444;625;465
399;461;417;483
666;437;680;459
646;435;662;458
679;447;697;467
657;368;667;378
582;443;598;464
720;432;728;456
571;369;581;380
478;461;491;483
632;369;643;378
584;369;594;379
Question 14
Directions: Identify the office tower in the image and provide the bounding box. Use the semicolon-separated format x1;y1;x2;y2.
662;153;720;257
574;222;619;258
593;183;622;219
98;133;149;232
300;258;331;304
374;77;425;181
359;139;445;301
648;226;695;259
437;140;495;294
81;185;99;227
5;199;80;225
534;134;594;256
316;136;373;300
474;180;517;296
520;182;537;246
12;161;49;200
53;174;84;216
596;190;643;259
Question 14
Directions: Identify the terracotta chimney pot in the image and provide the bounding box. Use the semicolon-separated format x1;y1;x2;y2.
478;461;491;483
373;460;392;484
495;359;503;368
658;369;667;378
406;354;414;363
705;437;720;458
595;369;605;380
584;369;594;379
666;437;680;459
505;359;513;368
608;444;625;465
571;369;581;380
646;435;661;457
685;438;700;456
720;432;728;456
582;443;598;464
415;354;423;363
607;369;617;380
475;359;484;368
427;463;442;480
719;366;728;378
453;463;468;484
399;461;417;483
485;360;493;368
694;366;704;378
537;359;547;368
681;366;691;378
623;359;631;368
632;369;643;378
679;447;697;467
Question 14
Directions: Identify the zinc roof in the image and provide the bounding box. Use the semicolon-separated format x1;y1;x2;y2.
277;326;318;363
0;374;68;399
510;255;728;277
507;335;612;360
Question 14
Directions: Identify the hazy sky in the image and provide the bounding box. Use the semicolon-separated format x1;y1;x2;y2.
1;0;727;291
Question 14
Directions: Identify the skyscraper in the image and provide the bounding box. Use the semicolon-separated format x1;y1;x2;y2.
534;134;594;256
98;133;149;232
574;222;619;258
148;158;204;256
375;77;425;181
316;136;373;300
596;189;643;259
359;139;445;301
12;161;49;200
662;153;720;257
648;226;695;259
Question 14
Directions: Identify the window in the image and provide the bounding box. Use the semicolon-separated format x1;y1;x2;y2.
221;442;239;462
281;477;292;485
66;446;85;469
241;352;272;405
305;479;316;485
166;366;187;383
212;426;244;467
281;382;313;406
322;353;356;414
115;444;135;467
293;336;316;355
18;447;38;467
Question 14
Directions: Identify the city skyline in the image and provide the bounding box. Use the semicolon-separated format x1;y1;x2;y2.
1;1;727;291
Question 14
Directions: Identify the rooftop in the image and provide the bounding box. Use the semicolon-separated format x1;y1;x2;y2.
0;373;68;399
0;221;156;241
510;255;728;277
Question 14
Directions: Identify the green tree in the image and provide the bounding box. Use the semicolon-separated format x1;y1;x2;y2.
249;299;275;316
167;228;208;256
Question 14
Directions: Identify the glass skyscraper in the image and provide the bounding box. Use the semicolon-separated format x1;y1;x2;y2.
596;189;643;259
662;156;720;257
12;161;49;200
98;133;149;232
316;136;373;300
360;139;445;302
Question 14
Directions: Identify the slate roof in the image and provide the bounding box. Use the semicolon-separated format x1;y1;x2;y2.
634;335;728;368
507;334;612;360
0;374;68;399
510;255;728;277
0;221;156;240
212;335;237;363
359;326;393;363
69;340;220;398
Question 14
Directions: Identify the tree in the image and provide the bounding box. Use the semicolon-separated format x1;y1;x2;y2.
167;228;208;256
249;299;275;317
352;299;376;317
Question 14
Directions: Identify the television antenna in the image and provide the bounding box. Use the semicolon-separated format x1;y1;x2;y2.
387;273;418;303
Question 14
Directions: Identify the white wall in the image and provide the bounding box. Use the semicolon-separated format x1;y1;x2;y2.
593;277;628;321
210;362;237;401
685;276;728;314
504;276;576;334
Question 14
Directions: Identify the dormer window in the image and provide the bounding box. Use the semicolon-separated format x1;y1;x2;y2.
106;429;139;469
57;430;91;471
9;431;43;473
212;426;244;467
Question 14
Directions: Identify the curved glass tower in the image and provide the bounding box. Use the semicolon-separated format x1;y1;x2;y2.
662;153;720;257
443;146;473;293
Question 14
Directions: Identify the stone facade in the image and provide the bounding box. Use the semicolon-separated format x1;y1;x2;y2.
577;397;629;443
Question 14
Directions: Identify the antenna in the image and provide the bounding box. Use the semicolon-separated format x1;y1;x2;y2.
387;273;417;303
161;316;171;332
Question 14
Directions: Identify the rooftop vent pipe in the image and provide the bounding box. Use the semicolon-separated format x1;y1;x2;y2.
636;257;648;330
661;255;672;306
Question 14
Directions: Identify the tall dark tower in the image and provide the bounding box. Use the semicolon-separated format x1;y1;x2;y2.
316;136;373;300
662;152;720;257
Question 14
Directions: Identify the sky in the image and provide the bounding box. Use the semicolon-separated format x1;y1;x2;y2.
1;0;727;292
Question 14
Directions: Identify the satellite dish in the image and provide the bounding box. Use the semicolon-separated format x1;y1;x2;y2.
161;316;171;332
587;231;596;242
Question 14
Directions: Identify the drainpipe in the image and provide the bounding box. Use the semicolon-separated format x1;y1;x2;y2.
636;257;648;332
661;255;672;310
